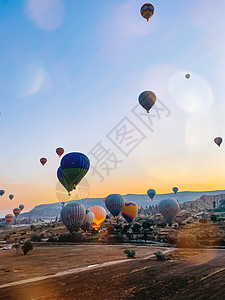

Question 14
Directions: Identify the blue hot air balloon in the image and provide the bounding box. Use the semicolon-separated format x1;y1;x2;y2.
147;189;156;200
138;91;156;113
61;152;90;189
159;198;180;223
81;209;95;231
105;194;125;217
172;187;178;194
19;204;24;211
61;202;66;208
9;194;14;200
0;190;5;196
61;203;86;233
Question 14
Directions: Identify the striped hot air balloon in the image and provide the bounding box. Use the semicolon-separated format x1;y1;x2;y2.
105;194;125;217
140;3;154;21
89;206;106;229
61;203;86;233
121;202;138;223
40;157;47;166
56;147;64;158
5;214;14;224
13;208;21;217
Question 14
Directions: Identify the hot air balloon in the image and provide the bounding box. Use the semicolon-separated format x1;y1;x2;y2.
172;187;178;194
9;194;14;200
140;3;154;21
19;204;24;211
121;202;138;223
81;209;95;232
13;208;21;218
61;202;66;208
61;203;86;233
105;194;125;217
159;198;180;223
138;91;156;113
89;206;106;229
0;190;5;196
5;214;14;225
61;152;90;189
214;137;223;147
40;158;47;166
103;197;106;203
56;147;64;158
147;189;156;200
57;167;74;195
185;74;190;79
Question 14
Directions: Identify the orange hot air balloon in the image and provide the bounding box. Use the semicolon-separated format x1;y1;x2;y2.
13;208;21;217
103;197;106;203
5;214;14;224
40;157;47;166
89;206;106;229
56;147;64;158
140;3;154;22
121;202;138;223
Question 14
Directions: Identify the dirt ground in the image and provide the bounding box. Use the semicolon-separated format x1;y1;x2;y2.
0;244;163;285
1;247;225;300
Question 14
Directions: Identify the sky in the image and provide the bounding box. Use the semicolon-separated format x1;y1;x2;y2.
1;0;225;216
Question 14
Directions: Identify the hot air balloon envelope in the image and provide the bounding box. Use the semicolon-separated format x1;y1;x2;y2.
89;206;106;229
0;190;5;196
56;147;64;158
105;194;125;217
61;152;90;188
61;203;86;233
147;189;156;200
214;137;223;147
9;194;14;200
138;91;156;113
57;167;74;194
121;202;138;223
81;209;95;231
140;3;154;21
40;158;47;166
172;187;178;194
5;214;14;224
159;198;180;222
185;74;190;79
19;204;24;211
13;208;21;217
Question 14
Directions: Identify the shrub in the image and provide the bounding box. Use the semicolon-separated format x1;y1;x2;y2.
58;232;86;243
124;249;136;258
154;251;167;261
47;236;58;242
211;215;218;222
22;241;33;255
132;224;141;233
30;233;44;242
106;226;114;234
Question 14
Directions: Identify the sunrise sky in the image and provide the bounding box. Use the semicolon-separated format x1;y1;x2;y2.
1;0;225;216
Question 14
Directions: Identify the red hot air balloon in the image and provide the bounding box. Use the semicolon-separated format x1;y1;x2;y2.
56;147;64;158
40;158;47;166
5;214;14;224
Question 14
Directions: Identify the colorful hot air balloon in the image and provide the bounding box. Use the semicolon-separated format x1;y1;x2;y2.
172;187;178;194
105;194;125;217
57;167;74;195
185;74;190;79
121;202;138;223
5;214;14;224
140;3;154;21
138;91;156;113
9;194;14;200
81;209;95;232
13;208;21;218
56;147;64;158
214;137;223;147
61;203;86;233
159;198;180;223
61;152;90;189
147;189;156;200
89;206;106;229
19;204;24;211
40;157;47;166
0;190;5;196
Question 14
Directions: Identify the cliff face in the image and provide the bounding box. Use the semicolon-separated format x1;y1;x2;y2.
181;194;225;211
